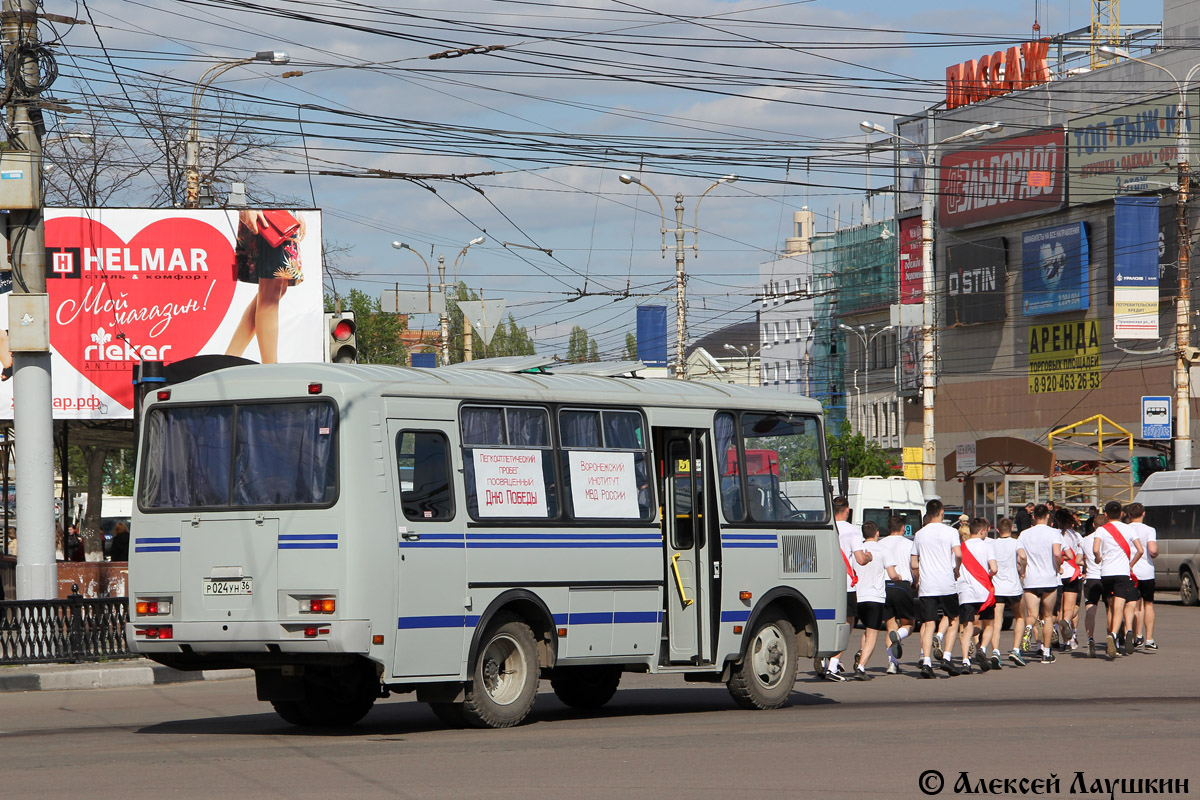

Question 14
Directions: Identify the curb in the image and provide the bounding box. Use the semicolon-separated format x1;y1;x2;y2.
0;661;253;693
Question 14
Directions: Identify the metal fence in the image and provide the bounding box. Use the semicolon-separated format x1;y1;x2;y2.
0;586;133;665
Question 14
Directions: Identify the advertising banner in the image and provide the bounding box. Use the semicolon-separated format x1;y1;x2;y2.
898;325;921;395
473;449;547;517
1027;319;1101;394
956;442;977;471
1021;222;1089;316
896;115;928;215
1070;95;1194;205
1113;196;1161;339
945;237;1007;325
899;216;923;304
0;209;323;419
938;128;1066;230
568;451;639;519
636;305;668;368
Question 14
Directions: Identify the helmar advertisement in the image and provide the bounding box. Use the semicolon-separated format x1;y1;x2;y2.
0;208;323;420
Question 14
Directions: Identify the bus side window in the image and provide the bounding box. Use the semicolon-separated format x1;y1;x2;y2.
397;431;455;521
715;412;744;522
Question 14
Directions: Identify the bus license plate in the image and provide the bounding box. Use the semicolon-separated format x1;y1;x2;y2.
203;578;253;596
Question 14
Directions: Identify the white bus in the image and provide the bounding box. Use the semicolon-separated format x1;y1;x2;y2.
847;477;925;537
1134;469;1200;606
128;359;848;728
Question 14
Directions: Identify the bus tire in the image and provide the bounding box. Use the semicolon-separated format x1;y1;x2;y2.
270;700;310;727
460;614;539;728
277;664;377;728
727;616;797;710
550;666;621;710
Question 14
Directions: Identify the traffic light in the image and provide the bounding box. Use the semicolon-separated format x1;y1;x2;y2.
326;311;357;363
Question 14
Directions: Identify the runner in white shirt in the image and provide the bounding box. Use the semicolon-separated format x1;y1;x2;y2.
1125;502;1159;650
879;515;916;675
826;496;871;681
1016;505;1062;663
1054;508;1085;651
1093;500;1144;659
1080;523;1105;657
990;517;1026;667
910;499;964;678
956;518;998;673
852;521;889;679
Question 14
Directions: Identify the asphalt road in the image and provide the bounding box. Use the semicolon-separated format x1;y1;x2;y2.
3;601;1197;800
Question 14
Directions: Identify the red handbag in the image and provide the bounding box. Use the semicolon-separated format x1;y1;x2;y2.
258;210;300;247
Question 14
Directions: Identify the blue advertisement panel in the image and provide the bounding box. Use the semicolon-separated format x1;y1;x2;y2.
410;352;437;368
636;305;668;368
1021;222;1089;316
1113;196;1160;340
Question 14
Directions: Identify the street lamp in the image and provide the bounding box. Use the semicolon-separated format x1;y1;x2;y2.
1098;45;1200;469
859;118;1003;496
186;50;290;208
619;173;737;380
838;323;895;439
722;342;759;386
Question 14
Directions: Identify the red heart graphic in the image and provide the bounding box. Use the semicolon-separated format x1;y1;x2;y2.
46;216;237;409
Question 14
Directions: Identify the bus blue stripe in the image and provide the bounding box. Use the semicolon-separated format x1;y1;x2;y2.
814;608;836;620
278;534;338;541
722;534;778;540
134;537;180;544
466;532;661;540
722;542;777;548
721;610;751;623
279;543;339;550
134;546;180;553
397;615;481;629
468;542;660;549
398;541;466;548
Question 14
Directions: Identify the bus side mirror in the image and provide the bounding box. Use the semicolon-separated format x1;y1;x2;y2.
837;456;849;498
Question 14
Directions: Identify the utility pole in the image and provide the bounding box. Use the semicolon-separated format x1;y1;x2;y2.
4;0;56;599
672;192;687;380
438;254;450;367
1175;98;1192;469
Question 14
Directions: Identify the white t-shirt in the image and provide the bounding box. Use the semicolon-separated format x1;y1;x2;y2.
957;537;996;604
1018;523;1062;589
878;534;914;583
837;519;865;585
1128;522;1157;581
856;539;887;603
1058;528;1084;580
1081;531;1102;579
912;521;961;597
991;536;1023;596
1095;519;1138;577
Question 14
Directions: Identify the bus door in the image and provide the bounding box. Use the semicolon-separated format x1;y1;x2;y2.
658;428;716;665
386;418;466;678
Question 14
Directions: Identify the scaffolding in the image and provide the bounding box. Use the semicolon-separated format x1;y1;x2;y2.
1048;414;1135;511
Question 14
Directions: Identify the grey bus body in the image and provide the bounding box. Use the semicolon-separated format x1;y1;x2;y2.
128;362;848;727
1134;469;1200;606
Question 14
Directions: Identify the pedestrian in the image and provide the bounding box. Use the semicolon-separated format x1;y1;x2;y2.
879;514;916;675
1016;504;1062;664
1081;505;1101;536
911;499;964;678
1125;502;1158;650
1093;500;1144;659
66;523;85;562
852;521;889;680
825;495;871;681
110;522;129;562
956;517;998;673
1014;502;1034;533
990;517;1026;666
1080;513;1106;657
1055;507;1084;651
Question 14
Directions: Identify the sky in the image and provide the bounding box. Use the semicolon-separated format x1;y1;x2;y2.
50;0;1167;359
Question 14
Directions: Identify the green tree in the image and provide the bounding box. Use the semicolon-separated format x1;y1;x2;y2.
324;288;409;365
66;446;135;558
825;420;901;478
588;339;600;362
566;325;590;362
623;332;637;361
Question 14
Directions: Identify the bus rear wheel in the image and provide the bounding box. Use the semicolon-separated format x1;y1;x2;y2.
550;665;621;710
727;615;797;710
458;614;540;728
272;664;378;728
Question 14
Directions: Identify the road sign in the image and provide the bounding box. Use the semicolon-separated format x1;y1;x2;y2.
1142;395;1171;440
381;289;446;315
458;299;506;346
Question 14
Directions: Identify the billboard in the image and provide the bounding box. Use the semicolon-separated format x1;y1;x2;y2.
0;209;324;419
1113;196;1160;339
898;216;923;304
896;115;928;215
1021;222;1089;316
1070;95;1195;205
1028;319;1101;394
945;237;1007;325
898;325;921;395
636;305;667;368
938;128;1067;230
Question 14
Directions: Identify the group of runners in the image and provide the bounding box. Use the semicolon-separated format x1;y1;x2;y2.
823;496;1158;680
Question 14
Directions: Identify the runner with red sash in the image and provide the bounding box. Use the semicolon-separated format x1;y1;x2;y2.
1094;501;1144;659
955;519;997;673
841;549;859;588
826;496;871;681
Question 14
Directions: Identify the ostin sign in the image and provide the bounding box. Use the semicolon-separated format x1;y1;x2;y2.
945;39;1050;110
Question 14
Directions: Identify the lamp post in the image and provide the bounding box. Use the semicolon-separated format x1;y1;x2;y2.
1099;46;1200;469
186;50;290;208
859;119;1003;497
620;173;737;379
722;343;759;385
391;237;484;366
838;323;895;439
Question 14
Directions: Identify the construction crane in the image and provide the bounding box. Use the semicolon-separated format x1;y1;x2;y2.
1092;0;1120;69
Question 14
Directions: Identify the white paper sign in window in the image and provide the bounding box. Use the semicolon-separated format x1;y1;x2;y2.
569;451;639;519
473;449;547;517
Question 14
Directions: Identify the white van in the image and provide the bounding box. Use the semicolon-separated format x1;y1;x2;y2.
1132;470;1200;606
846;477;925;537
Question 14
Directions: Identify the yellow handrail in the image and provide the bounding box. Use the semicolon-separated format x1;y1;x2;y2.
670;552;694;607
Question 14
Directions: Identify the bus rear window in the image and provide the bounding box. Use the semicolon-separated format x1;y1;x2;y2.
140;401;338;510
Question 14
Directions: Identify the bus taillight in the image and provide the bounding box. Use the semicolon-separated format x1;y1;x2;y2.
305;597;335;614
136;598;172;616
135;625;173;640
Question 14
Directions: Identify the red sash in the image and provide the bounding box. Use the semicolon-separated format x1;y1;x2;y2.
1101;522;1139;585
841;549;858;588
960;540;995;611
1063;548;1082;581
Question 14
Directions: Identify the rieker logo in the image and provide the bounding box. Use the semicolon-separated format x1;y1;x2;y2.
83;326;173;363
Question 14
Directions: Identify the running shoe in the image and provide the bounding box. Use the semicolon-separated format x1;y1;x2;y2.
978;654;991;672
1008;649;1026;667
1041;651;1056;664
1088;638;1096;658
990;652;1003;670
886;662;899;675
1021;625;1035;653
1135;636;1144;649
919;663;935;679
932;633;944;662
1060;619;1074;643
1124;630;1137;656
968;638;977;660
853;669;873;681
854;650;862;670
1106;633;1118;659
941;659;963;676
825;668;848;682
888;630;903;660
1145;640;1158;651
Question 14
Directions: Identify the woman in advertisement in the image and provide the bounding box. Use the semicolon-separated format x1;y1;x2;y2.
226;209;306;364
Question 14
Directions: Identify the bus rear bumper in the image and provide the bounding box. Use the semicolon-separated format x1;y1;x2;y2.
127;620;372;655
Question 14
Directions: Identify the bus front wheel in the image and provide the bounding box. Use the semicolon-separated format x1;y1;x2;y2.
459;614;540;728
727;615;797;710
550;665;621;710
